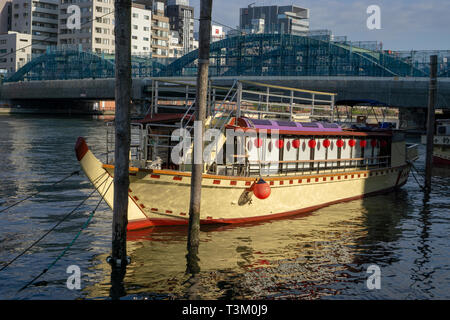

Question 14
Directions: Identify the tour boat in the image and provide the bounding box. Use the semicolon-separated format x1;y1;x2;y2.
75;80;419;231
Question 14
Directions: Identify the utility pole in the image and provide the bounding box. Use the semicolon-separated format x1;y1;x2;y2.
424;55;437;192
186;0;212;274
110;0;131;268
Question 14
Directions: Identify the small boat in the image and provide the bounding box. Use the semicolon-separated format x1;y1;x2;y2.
75;80;419;230
431;119;450;165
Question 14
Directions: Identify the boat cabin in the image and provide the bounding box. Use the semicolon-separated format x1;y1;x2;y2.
105;79;409;177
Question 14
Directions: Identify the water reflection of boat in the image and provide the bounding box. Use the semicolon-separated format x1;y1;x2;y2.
84;201;370;299
75;80;418;230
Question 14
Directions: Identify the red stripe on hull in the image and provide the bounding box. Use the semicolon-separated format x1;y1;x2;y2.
126;180;407;231
433;155;450;165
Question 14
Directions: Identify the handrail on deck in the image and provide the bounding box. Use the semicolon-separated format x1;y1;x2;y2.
239;80;338;96
247;155;390;165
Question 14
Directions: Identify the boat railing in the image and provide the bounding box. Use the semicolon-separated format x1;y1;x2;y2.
106;122;145;165
219;155;391;177
146;78;338;125
234;80;337;122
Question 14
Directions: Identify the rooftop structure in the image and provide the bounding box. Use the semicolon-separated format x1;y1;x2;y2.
240;4;309;36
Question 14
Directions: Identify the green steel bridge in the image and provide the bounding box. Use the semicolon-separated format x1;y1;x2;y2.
4;33;450;82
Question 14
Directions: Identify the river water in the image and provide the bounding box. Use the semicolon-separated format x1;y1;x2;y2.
0;114;449;300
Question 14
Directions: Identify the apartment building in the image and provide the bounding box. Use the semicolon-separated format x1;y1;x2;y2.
240;4;309;36
166;0;194;55
58;0;115;54
131;3;152;54
58;1;152;55
151;1;169;58
10;0;59;54
0;30;31;73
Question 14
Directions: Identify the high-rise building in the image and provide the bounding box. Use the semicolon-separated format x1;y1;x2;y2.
58;0;115;54
165;0;194;55
0;0;12;33
58;1;152;55
151;1;169;58
0;31;31;73
10;0;59;54
131;3;152;54
239;4;309;36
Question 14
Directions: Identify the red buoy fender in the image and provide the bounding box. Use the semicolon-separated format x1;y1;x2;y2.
252;178;271;200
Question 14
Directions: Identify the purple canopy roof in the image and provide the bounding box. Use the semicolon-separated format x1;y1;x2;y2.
241;118;342;132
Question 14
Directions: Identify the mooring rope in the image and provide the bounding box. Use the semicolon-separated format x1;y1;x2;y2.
0;171;108;273
0;170;80;214
18;178;114;293
407;160;426;190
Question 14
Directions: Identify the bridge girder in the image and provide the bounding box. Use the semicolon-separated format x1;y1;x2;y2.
6;34;448;83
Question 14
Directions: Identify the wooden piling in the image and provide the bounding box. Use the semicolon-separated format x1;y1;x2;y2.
186;0;212;274
111;0;131;267
425;55;437;192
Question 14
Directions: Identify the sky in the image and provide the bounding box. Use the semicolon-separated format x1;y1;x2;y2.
190;0;450;51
